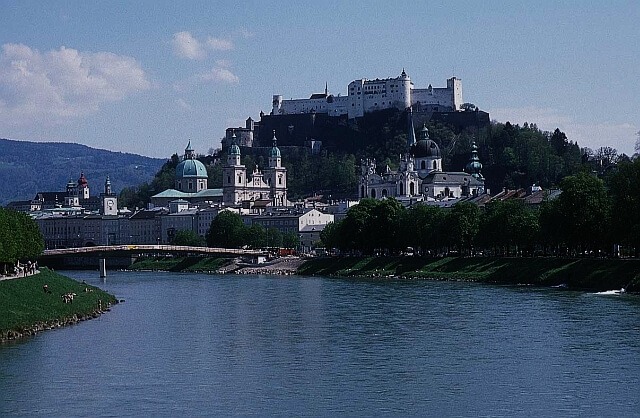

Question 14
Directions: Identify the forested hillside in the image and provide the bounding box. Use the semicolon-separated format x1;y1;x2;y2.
0;139;166;206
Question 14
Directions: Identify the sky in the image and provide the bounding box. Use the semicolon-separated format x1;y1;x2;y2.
1;1;639;158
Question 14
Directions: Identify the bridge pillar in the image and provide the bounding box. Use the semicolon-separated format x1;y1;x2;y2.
99;258;107;278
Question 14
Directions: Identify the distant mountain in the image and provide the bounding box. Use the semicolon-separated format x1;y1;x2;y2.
0;138;167;206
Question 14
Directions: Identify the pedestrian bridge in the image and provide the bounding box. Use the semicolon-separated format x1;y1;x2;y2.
42;245;267;258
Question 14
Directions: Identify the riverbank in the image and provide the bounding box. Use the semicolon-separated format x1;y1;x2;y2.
127;255;305;275
298;256;640;292
0;268;118;342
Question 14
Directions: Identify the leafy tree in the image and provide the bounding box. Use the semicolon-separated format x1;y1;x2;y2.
320;220;343;251
402;203;445;255
246;224;267;249
340;198;379;253
444;202;480;255
556;172;610;253
371;198;406;253
477;199;539;255
206;211;247;248
607;158;640;256
282;231;300;249
265;227;283;248
171;230;206;247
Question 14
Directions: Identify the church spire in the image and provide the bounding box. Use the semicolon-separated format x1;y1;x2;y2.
407;108;417;147
325;82;328;96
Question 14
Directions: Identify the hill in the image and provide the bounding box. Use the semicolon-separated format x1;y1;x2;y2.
0;138;166;206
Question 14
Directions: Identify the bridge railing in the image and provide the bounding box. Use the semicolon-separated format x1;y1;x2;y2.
42;245;266;257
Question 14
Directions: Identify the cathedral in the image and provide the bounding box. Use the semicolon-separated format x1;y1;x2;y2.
359;116;484;203
222;131;288;206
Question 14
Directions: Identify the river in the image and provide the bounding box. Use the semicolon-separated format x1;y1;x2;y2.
1;270;639;417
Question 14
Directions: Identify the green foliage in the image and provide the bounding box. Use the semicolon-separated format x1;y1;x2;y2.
607;159;640;254
477;199;539;255
282;231;300;249
266;227;283;248
556;172;610;251
206;211;247;248
0;207;44;264
171;230;206;247
443;202;480;254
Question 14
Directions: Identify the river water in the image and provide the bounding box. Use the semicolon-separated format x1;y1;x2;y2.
1;270;639;417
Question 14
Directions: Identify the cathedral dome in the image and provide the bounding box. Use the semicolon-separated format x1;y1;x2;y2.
411;139;441;158
175;158;208;179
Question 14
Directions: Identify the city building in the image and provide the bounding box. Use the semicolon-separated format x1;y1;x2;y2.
272;70;463;119
223;131;288;206
359;116;485;203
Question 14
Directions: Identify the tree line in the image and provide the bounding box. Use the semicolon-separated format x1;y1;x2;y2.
0;207;44;272
321;159;640;258
205;211;300;249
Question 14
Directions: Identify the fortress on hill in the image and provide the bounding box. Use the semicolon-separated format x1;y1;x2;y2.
271;69;463;119
223;70;489;151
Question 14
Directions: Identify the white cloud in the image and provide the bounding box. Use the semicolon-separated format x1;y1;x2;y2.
198;67;239;84
0;43;150;125
489;106;638;156
206;36;233;51
215;59;232;68
171;31;205;60
175;98;192;111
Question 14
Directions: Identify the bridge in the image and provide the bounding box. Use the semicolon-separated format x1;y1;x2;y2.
41;245;268;278
43;245;267;257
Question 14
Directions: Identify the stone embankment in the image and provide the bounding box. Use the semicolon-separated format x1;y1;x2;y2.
1;302;117;342
231;256;306;276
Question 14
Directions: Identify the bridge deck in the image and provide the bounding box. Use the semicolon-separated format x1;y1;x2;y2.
42;245;267;257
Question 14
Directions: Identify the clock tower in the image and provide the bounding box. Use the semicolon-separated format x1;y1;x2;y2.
101;176;118;215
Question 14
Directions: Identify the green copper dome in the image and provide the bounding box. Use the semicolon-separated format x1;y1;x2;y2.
269;130;281;158
175;158;208;179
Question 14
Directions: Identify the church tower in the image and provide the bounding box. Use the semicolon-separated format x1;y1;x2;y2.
77;172;90;200
101;176;118;215
266;130;287;206
222;131;247;205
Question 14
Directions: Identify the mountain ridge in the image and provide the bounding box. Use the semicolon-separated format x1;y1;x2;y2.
0;138;166;206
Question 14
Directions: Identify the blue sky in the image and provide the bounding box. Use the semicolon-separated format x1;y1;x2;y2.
1;1;638;158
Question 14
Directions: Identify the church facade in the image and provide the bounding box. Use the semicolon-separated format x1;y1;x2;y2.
359;119;485;203
222;131;288;206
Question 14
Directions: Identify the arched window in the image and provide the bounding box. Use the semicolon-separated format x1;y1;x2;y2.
361;185;365;197
238;175;242;183
382;189;387;197
227;176;231;184
433;160;437;170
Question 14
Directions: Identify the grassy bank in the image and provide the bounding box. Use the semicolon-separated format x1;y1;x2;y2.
127;256;232;272
298;256;640;291
0;268;118;341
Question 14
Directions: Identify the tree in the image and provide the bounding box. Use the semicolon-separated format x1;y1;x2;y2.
206;211;247;248
172;230;206;247
246;224;267;249
444;202;480;255
265;227;283;248
282;231;300;249
371;198;405;254
320;220;343;251
607;158;640;256
477;199;539;255
340;198;379;253
402;203;445;254
556;172;610;253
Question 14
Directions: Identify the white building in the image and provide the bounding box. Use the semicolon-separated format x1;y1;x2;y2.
272;70;463;119
223;131;288;206
359;119;485;203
